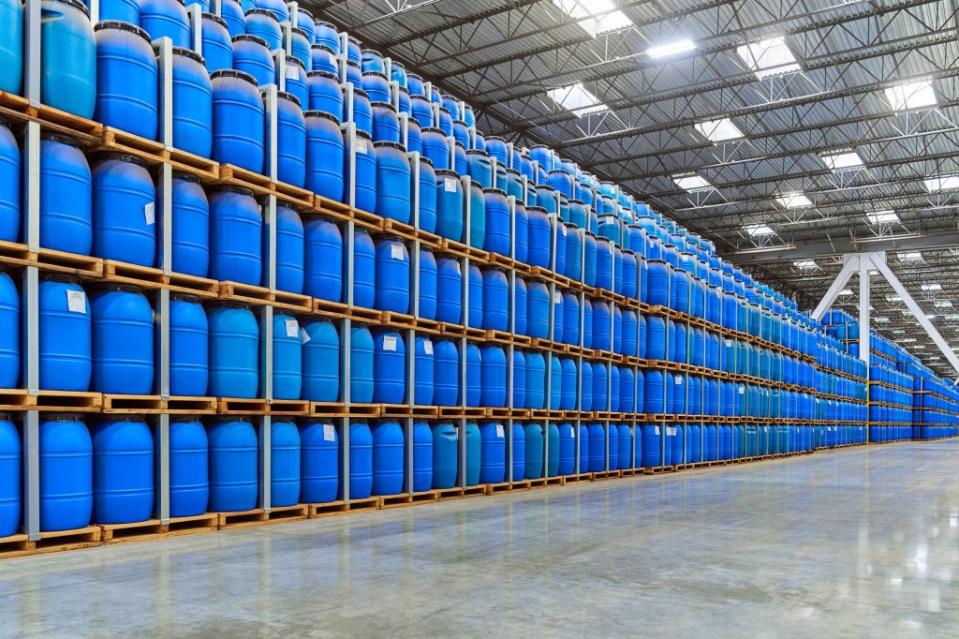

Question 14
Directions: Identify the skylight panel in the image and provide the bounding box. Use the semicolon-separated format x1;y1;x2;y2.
694;118;744;143
775;192;812;208
736;37;801;79
923;175;959;192
866;211;898;225
794;259;818;270
646;39;696;59
821;151;864;171
547;83;608;116
745;224;775;237
873;316;889;323
885;80;937;111
921;283;942;291
839;288;853;296
552;0;633;37
934;300;953;308
898;251;924;263
672;174;713;192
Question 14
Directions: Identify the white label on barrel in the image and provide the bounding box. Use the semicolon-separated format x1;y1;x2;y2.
323;424;335;441
655;426;660;435
667;426;677;436
453;261;461;273
423;340;433;354
286;66;300;81
144;202;155;225
675;375;683;384
553;291;562;303
560;224;567;236
66;290;86;313
328;52;337;67
356;139;367;154
725;338;733;346
285;319;299;337
496;424;504;438
300;328;311;344
571;429;576;438
739;386;745;394
383;335;397;351
444;177;457;192
391;243;404;259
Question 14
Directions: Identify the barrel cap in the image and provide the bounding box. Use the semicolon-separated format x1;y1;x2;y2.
296;6;315;19
171;46;206;65
486;135;506;142
96;152;147;167
311;42;337;53
245;7;279;20
94;20;152;44
372;140;406;151
210;68;257;86
370;101;397;113
201;12;228;28
213;184;255;197
438;106;452;115
307;70;339;81
51;0;90;15
465;149;488;157
285;55;306;70
304;110;341;125
525;205;548;213
277;91;302;107
362;70;388;80
352;87;370;99
434;168;459;178
482;187;507;196
232;34;271;48
171;171;201;183
41;132;82;147
315;20;338;30
410;94;432;103
421;126;446;135
291;26;310;39
538;183;556;192
418;155;434;167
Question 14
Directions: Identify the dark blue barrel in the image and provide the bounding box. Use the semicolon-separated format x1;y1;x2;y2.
374;141;412;223
208;419;258;511
93;154;156;267
435;170;465;241
644;369;665;414
433;340;458;406
483;188;511;255
232;34;274;87
302;320;339;401
209;187;261;285
92;288;154;394
307;71;343;121
480;345;507;407
431;423;457;488
595;237;614;291
39;279;91;391
592;300;611;351
244;8;281;49
347;422;373;499
170;48;213;157
557;423;575;475
168;296;208;397
40;134;91;254
373;331;406;404
300;422;338;503
412;422;432;492
415;336;434;405
270;421;300;506
208;303;258;398
526;280;549;339
607;424;620;469
436;256;462;324
41;0;96;118
482;268;509;331
200;13;233;73
480;422;506;484
468;264;483;328
513;202;529;263
40;416;92;531
165;172;209;277
349;326;374;403
641;424;661;467
374;237;410;313
270;312;302;400
211;70;265;172
592;362;608;411
304;112;345;203
0;418;18;536
372;422;404;496
304;216;342;302
167;418;208;517
95;22;158;139
560;358;577;410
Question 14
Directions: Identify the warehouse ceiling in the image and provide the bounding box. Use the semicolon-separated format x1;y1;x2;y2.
306;0;959;378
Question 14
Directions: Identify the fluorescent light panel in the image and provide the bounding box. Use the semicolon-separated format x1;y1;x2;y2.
898;251;924;263
794;259;818;269
672;174;713;192
776;192;812;208
839;288;854;296
552;0;633;36
921;283;942;291
736;37;801;79
745;223;775;237
866;210;899;225
821;151;864;171
694;118;744;143
647;39;696;59
547;82;608;116
885;80;937;111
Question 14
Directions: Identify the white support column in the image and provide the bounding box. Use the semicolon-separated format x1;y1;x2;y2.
811;254;860;322
858;254;871;365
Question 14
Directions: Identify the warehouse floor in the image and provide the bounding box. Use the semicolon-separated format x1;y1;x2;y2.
4;442;959;638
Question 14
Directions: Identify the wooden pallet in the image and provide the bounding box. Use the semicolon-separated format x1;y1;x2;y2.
267;399;310;415
592;470;622;480
272;289;313;311
309;402;349;416
219;281;271;306
102;394;165;413
31;248;103;277
166;396;218;413
31;391;102;411
165;513;219;536
0;534;34;559
381;311;417;329
345;496;382;512
379;493;414;508
348;403;381;417
99;519;165;543
0;389;31;411
217;398;268;414
102;260;165;288
378;404;413;417
564;473;593;483
217;164;272;196
31;526;102;556
217;504;310;529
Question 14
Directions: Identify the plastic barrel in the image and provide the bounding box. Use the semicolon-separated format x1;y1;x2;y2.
300;421;339;503
40;0;96;118
304;217;343;302
479;422;506;484
345;422;373;499
372;422;404;496
211;70;264;173
208;304;259;398
93;154;156;267
91;288;154;394
0;417;19;536
39;279;92;391
431;423;457;489
95;22;158;140
40;134;92;254
209;187;261;285
40;416;93;531
375;237;411;313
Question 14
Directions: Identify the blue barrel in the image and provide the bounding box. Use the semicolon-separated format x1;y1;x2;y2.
39;134;91;254
39;279;91;391
0;418;19;536
208;419;258;512
465;423;481;485
211;70;264;172
301;217;341;302
524;423;544;479
480;345;507;407
274;92;307;187
526;206;551;268
95;22;158;140
411;96;434;128
208;304;258;398
371;101;400;144
93;154;156;267
41;0;96;118
40;416;92;531
464;343;481;406
346;422;373;499
200;13;232;73
92;288;154;394
347;326;373;402
270;312;302;400
525;351;546;409
414;336;434;405
435;256;462;324
482;268;509;331
526;280;549;339
209;187;261;285
467;150;493;188
479;422;506;484
467;264;483;328
550;355;562;409
583;232;597;286
412;422;432;492
421;128;449;170
269;205;304;294
0;273;17;389
372;422;404;496
348;226;371;305
587;423;606;472
168;418;208;517
232;34;274;87
620;367;635;412
644;369;665;414
140;0;190;46
483;188;511;255
512;350;526;408
302;111;345;202
219;0;245;37
432;340;458;406
641;424;661;467
607;424;620;470
0;122;18;243
595;237;613;291
350;86;373;135
0;0;21;95
299;421;338;503
301;320;339;402
165;173;209;276
373;331;406;404
362;70;390;102
375;237;410;313
431;423;457;489
374;141;412;223
560;358;577;410
417;248;438;321
244;8;280;49
435;170;465;241
557;423;575;476
269;420;300;507
307;71;343;121
310;43;338;75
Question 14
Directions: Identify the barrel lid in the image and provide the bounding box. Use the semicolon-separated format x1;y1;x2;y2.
563;221;578;229
525;205;548;213
362;70;388;79
569;199;586;206
96;152;146;167
398;87;410;95
410;94;431;102
505;167;519;176
530;143;549;149
418;156;434;167
538;183;555;192
315;19;338;30
348;35;362;45
483;187;507;196
465;149;488;157
451;119;470;128
296;6;315;19
370;101;397;112
407;72;423;81
286;55;305;70
347;60;361;69
291;26;310;39
454;141;466;150
304;110;340;125
485;135;505;142
421;126;446;135
622;248;636;256
171;46;205;65
355;129;372;140
648;258;667;264
94;21;152;44
277;91;302;107
232;34;270;49
210;68;257;85
307;70;339;81
245;7;279;20
41;132;82;147
172;171;201;183
361;48;381;55
311;42;337;53
213;184;255;197
434;168;458;177
353;87;370;99
547;168;569;175
201;12;228;28
44;413;87;422
373;140;405;150
438;106;452;115
50;0;90;15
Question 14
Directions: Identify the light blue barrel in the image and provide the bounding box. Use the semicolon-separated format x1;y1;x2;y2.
208;419;258;512
588;423;606;472
526;280;549;339
431;423;457;489
0;272;17;388
419;247;438;320
483;188;511;255
301;320;339;401
525;351;546;409
349;326;374;403
165;173;209;277
208;304;259;398
41;0;96;118
209;187;261;285
413;422;432;492
0;418;17;536
415;336;434;406
269;312;302;400
512;350;526;408
480;345;507;407
219;0;245;36
524;423;544;479
468;264;483;328
39;279;91;391
373;331;406;404
0;0;22;95
95;22;158;140
0;122;19;244
435;170;465;241
269;420;300;507
92;288;154;394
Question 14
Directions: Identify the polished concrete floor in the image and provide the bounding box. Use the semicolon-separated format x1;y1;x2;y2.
4;441;959;638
